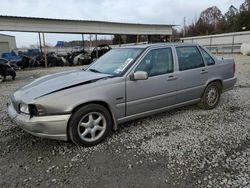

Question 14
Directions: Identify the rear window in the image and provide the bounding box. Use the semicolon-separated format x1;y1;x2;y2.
176;46;205;71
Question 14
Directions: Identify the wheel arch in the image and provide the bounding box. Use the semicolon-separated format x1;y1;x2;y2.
201;79;223;99
206;78;223;91
67;100;118;140
198;79;223;109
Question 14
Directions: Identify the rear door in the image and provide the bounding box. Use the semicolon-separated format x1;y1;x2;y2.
175;46;208;103
126;47;177;116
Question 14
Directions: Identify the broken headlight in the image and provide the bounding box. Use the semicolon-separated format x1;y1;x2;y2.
19;103;46;116
19;103;30;114
29;104;46;117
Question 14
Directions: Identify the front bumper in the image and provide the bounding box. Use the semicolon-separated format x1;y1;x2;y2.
7;102;71;141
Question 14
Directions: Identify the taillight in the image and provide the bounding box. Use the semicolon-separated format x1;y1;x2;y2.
233;63;236;74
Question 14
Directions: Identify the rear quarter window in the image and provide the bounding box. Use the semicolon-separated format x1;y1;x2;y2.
200;47;215;66
176;46;205;71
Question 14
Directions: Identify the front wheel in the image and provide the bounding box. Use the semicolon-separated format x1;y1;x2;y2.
198;82;221;110
68;104;112;147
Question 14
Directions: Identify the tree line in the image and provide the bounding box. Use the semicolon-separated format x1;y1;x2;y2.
175;0;250;38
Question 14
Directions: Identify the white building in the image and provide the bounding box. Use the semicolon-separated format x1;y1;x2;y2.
0;34;17;56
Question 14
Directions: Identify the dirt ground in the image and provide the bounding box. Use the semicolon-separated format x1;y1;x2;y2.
0;55;249;188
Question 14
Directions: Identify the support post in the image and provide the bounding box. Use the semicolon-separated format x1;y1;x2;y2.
89;34;92;52
209;37;212;52
95;34;98;58
118;35;121;47
136;35;139;44
38;32;42;53
81;34;84;49
231;34;235;54
148;35;151;44
42;33;48;68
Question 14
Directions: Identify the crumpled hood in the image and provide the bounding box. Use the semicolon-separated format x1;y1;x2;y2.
14;69;112;101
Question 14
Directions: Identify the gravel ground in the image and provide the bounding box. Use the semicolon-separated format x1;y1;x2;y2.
0;55;249;188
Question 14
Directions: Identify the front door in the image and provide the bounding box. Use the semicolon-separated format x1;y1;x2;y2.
126;47;177;116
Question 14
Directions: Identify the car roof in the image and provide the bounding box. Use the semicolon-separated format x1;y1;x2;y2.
119;42;199;49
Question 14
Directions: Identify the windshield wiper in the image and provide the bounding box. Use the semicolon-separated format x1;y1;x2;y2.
88;68;101;73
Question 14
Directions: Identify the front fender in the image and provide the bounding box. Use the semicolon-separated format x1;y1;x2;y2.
34;77;126;124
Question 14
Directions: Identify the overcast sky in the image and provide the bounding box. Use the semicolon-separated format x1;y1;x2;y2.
0;0;244;47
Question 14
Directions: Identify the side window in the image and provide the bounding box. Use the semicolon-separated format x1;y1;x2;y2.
200;47;215;66
176;46;205;71
135;48;173;77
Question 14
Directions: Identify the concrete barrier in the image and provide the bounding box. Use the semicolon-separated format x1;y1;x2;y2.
181;31;250;54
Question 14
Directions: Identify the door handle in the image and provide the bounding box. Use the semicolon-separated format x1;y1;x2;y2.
167;75;177;81
200;69;208;74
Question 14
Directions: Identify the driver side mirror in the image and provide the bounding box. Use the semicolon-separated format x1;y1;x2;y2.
130;71;148;81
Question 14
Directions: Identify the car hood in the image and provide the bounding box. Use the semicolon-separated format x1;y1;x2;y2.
14;69;112;101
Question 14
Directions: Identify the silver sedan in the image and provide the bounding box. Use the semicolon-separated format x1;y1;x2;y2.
8;43;237;146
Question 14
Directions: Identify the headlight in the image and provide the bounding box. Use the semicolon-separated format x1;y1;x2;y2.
19;103;46;116
29;104;46;116
19;103;30;114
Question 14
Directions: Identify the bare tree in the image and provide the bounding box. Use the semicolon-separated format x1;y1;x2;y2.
240;0;250;11
225;5;239;32
199;6;224;29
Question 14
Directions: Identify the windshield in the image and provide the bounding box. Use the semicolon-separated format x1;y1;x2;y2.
87;48;143;75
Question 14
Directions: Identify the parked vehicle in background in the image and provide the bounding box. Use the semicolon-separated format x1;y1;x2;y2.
91;44;111;60
28;52;66;67
46;52;65;67
1;49;41;69
18;55;31;69
1;52;22;70
73;50;92;65
1;51;22;63
0;58;16;81
65;50;85;66
22;49;41;58
8;43;236;146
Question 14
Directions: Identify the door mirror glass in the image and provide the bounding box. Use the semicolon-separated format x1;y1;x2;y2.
130;71;148;80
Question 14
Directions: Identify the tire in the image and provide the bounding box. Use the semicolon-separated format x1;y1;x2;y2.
198;82;221;110
68;104;112;147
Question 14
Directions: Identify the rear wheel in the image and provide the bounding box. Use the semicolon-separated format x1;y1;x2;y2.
198;82;221;109
68;104;112;146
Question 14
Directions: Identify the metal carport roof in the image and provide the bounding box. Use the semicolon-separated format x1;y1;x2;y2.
0;15;174;35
